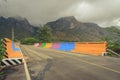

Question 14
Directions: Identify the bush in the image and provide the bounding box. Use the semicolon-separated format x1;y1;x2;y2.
0;40;5;65
108;40;120;54
21;37;39;45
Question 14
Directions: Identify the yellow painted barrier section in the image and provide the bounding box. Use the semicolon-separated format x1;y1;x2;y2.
71;42;107;56
44;43;52;48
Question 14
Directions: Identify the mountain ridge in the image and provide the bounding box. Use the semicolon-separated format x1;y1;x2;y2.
0;16;35;39
46;16;120;42
0;16;120;42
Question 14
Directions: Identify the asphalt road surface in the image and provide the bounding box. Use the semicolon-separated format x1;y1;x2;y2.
20;45;120;80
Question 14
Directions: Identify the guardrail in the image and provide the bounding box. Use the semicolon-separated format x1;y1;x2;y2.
107;49;120;57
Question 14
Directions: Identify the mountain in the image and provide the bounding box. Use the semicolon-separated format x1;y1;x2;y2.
0;16;120;42
104;27;120;40
0;16;36;40
46;16;120;42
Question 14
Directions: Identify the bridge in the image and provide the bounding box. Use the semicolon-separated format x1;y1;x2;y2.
0;38;120;80
20;45;120;80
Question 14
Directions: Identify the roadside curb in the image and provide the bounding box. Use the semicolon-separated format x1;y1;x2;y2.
19;46;31;80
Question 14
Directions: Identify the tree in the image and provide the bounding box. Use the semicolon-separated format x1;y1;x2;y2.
36;26;53;42
109;40;120;54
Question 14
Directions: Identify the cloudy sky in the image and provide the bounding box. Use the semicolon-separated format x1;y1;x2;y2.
0;0;120;27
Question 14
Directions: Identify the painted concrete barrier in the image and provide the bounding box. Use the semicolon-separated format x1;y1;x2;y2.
71;42;107;56
39;43;42;47
1;38;23;66
57;42;66;51
44;43;52;48
51;43;60;49
67;42;75;51
58;42;75;51
12;42;20;51
34;41;107;56
34;43;40;47
5;39;22;58
41;43;46;48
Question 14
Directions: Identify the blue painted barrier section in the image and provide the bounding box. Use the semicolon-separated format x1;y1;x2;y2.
58;42;66;51
68;42;75;51
66;42;75;51
58;42;75;51
12;42;20;51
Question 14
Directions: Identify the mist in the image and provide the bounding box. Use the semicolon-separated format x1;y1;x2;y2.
0;0;120;27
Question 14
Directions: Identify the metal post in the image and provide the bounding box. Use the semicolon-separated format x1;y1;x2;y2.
12;27;14;41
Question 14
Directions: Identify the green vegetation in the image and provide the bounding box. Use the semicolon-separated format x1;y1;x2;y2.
106;26;120;36
108;40;120;53
1;17;120;54
0;39;5;65
21;26;53;44
101;26;120;55
35;26;53;42
21;37;39;45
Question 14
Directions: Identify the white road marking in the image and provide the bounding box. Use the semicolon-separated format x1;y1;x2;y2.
36;47;120;74
76;58;120;74
19;47;31;80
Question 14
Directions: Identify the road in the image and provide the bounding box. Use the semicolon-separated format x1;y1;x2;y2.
20;45;120;80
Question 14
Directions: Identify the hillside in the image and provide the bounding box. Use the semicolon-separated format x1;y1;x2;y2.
46;16;120;42
0;16;120;42
0;16;35;40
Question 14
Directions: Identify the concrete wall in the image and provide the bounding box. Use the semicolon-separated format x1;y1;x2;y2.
34;42;107;56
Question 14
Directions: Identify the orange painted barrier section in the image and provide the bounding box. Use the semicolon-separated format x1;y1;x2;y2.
44;43;52;48
4;38;22;58
4;38;12;42
71;42;107;56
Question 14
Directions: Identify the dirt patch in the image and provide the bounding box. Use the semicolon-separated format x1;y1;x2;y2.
0;65;26;80
0;66;18;80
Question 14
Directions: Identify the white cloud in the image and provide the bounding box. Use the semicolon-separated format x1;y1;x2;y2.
0;0;120;27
